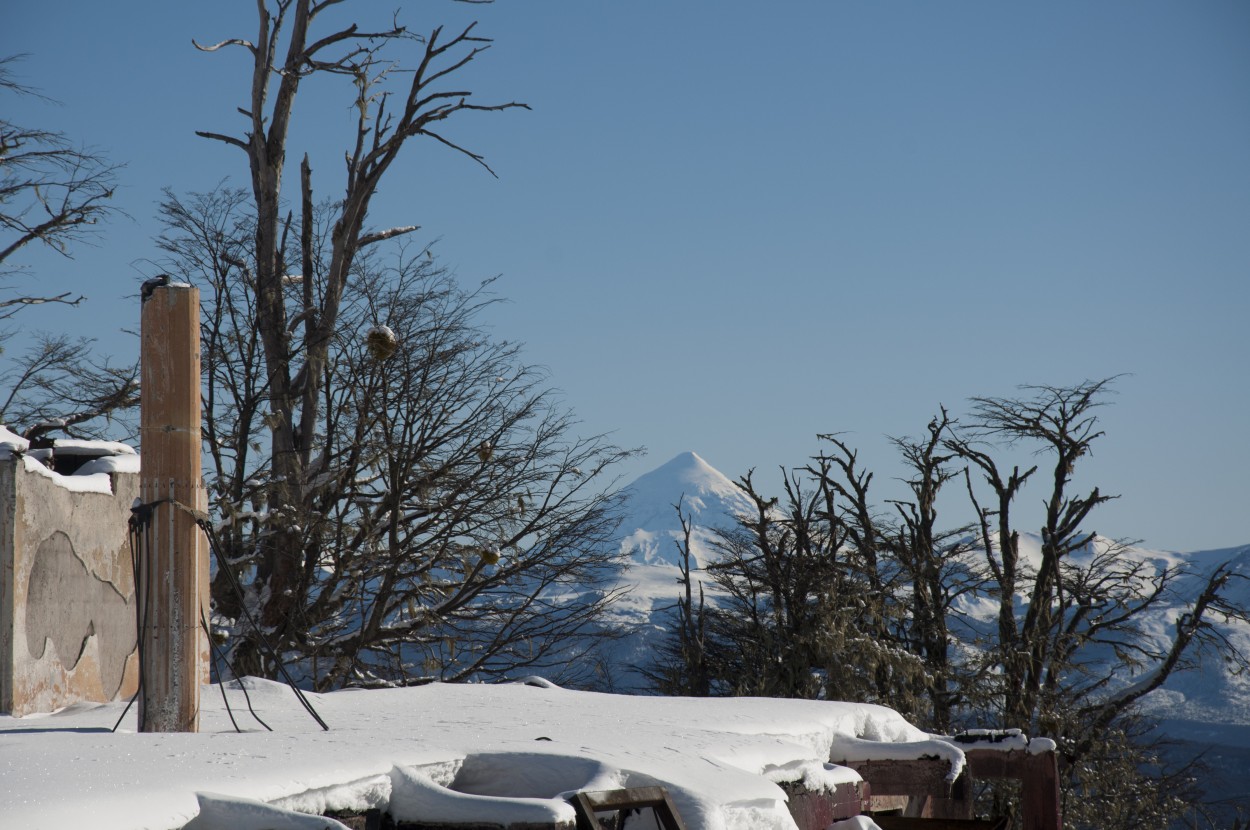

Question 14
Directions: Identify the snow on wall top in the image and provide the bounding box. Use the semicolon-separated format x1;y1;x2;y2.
0;423;29;453
49;438;137;456
0;425;139;493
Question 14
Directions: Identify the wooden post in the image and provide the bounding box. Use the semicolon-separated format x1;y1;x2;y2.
138;282;207;732
966;747;1063;830
1021;750;1062;830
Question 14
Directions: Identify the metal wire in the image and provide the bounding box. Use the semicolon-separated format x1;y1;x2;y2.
121;497;327;732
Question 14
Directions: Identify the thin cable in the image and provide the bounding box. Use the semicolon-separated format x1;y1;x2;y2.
110;689;139;733
195;513;328;731
233;670;273;732
201;607;241;733
199;604;273;732
124;496;329;732
114;513;155;732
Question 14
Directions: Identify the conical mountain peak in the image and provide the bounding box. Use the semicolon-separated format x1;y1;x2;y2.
617;452;752;567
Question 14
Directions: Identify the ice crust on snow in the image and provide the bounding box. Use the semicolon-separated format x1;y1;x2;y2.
185;793;352;830
49;438;137;456
0;677;958;830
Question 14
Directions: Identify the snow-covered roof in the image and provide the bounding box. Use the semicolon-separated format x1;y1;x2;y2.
0;678;968;830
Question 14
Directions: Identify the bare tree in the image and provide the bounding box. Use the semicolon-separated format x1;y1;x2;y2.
0;55;136;440
183;2;574;677
638;499;712;696
160;185;634;688
0;55;119;286
695;467;929;711
0;334;138;441
879;409;983;731
652;379;1246;827
946;379;1248;827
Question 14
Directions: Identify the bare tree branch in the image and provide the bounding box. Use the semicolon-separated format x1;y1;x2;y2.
359;224;419;248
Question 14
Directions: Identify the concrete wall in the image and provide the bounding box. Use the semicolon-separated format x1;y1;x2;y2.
0;456;140;715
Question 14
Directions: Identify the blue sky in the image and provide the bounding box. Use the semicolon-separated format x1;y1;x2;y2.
4;1;1248;551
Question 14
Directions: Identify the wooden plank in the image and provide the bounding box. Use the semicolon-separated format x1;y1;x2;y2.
964;747;1062;830
965;748;1031;780
841;759;960;798
577;786;670;810
1021;751;1061;830
570;787;688;830
782;780;866;829
138;283;207;733
873;817;1009;830
842;758;973;820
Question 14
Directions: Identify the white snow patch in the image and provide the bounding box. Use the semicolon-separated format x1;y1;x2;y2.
0;680;951;830
51;438;137;456
20;453;114;494
761;759;862;791
1028;738;1058;754
829;736;965;782
73;453;141;476
185;793;352;830
389;765;577;825
829;817;884;830
0;424;30;454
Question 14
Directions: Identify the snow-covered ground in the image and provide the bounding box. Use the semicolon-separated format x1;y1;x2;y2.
0;676;964;830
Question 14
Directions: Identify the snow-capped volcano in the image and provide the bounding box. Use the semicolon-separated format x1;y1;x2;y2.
596;452;749;691
617;451;754;569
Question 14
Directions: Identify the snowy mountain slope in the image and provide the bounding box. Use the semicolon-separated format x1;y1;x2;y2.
616;451;755;569
951;536;1250;727
596;452;750;690
604;453;1250;740
1135;544;1250;725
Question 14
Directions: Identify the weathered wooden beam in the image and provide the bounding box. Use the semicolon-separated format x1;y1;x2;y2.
841;757;973;819
138;282;208;732
1020;751;1061;830
840;758;960;798
965;748;1062;830
570;787;688;830
782;779;867;829
873;817;1009;830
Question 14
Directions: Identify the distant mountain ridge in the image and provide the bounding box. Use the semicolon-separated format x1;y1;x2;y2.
598;451;1250;815
605;452;1250;738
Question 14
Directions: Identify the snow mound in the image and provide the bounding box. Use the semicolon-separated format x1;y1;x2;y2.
0;679;972;830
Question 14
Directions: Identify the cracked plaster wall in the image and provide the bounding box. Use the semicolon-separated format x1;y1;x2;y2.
0;457;139;715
